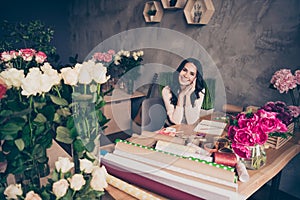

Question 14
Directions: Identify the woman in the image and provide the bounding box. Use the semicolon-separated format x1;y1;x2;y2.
162;58;206;125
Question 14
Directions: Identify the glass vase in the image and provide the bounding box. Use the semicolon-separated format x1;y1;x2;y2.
241;145;266;170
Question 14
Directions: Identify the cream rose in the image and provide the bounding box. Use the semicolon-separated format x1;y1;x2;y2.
91;63;110;84
21;67;42;96
60;66;80;86
24;191;42;200
79;158;94;173
90;166;108;191
55;157;74;173
78;61;93;84
4;184;23;200
40;62;61;86
0;68;25;89
68;174;86;191
52;179;69;198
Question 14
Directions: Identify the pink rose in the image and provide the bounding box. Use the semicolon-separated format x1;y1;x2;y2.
237;112;259;129
19;48;36;61
107;49;116;55
233;127;256;146
93;52;104;61
231;143;252;159
35;51;47;63
103;53;112;62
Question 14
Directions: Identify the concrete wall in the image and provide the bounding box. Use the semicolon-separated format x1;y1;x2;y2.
68;0;300;198
69;0;300;109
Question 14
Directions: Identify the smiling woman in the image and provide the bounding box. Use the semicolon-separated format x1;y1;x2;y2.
162;58;207;125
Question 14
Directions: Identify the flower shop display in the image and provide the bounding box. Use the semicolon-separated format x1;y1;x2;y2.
3;157;108;200
0;48;111;198
270;68;300;128
228;108;289;170
107;49;144;94
0;49;64;189
261;101;298;149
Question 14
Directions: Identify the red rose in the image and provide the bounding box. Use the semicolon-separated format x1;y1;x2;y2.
0;80;7;99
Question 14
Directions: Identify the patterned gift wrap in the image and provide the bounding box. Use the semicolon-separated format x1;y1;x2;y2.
266;123;294;149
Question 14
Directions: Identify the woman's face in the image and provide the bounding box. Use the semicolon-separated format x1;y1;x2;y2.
178;62;197;86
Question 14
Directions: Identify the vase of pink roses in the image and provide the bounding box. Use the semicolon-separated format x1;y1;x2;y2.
228;109;289;169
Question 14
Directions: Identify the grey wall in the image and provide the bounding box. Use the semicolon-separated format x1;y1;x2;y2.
68;0;300;198
69;0;300;109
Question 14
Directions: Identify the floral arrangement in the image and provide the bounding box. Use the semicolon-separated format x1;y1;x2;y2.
0;48;64;189
228;108;289;159
0;48;110;197
106;49;144;79
270;68;300;106
3;157;108;199
261;101;299;127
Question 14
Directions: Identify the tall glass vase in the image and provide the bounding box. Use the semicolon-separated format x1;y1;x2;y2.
241;145;266;170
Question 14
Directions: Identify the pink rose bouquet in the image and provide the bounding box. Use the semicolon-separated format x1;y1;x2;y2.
228;109;288;159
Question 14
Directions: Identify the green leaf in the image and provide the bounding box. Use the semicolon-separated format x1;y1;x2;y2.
56;126;74;144
49;95;68;106
14;138;25;151
34;113;47;123
73;139;85;153
0;123;22;140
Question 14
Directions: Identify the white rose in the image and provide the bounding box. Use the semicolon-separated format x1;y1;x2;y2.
55;157;74;173
91;63;110;84
24;191;42;200
0;68;25;89
68;174;86;191
90;166;108;191
41;62;61;86
61;66;80;86
52;179;69;198
4;184;23;200
21;67;43;96
78;63;93;84
79;158;94;173
1;51;13;62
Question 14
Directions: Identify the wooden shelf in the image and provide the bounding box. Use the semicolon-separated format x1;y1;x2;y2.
183;0;215;25
161;0;187;9
143;1;164;23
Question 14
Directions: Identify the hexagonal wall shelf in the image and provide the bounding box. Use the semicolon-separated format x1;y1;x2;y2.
143;1;164;23
161;0;187;10
183;0;215;25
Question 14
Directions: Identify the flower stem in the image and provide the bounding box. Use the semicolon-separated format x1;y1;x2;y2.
289;90;296;106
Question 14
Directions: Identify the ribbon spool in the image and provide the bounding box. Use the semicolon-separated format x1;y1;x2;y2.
214;151;237;167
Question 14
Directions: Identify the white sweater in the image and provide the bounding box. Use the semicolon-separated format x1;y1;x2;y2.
162;86;205;125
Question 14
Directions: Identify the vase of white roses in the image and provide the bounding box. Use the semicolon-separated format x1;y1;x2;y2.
3;157;108;200
0;49;67;190
0;48;111;197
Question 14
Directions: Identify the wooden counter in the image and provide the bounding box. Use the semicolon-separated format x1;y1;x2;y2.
103;115;300;200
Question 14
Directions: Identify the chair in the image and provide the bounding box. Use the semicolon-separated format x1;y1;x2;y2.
141;97;167;132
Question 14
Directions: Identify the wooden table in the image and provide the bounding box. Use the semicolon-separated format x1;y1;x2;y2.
103;114;300;200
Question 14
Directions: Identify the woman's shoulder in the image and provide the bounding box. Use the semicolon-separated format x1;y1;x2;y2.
162;86;171;96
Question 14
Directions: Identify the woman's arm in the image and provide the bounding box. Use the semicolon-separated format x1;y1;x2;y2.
184;89;205;124
162;86;184;124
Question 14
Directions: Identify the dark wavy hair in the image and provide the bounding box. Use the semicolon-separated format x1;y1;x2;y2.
169;58;206;106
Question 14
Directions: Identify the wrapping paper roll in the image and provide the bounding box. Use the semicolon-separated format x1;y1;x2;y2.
106;174;161;200
236;161;249;183
214;152;237;167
